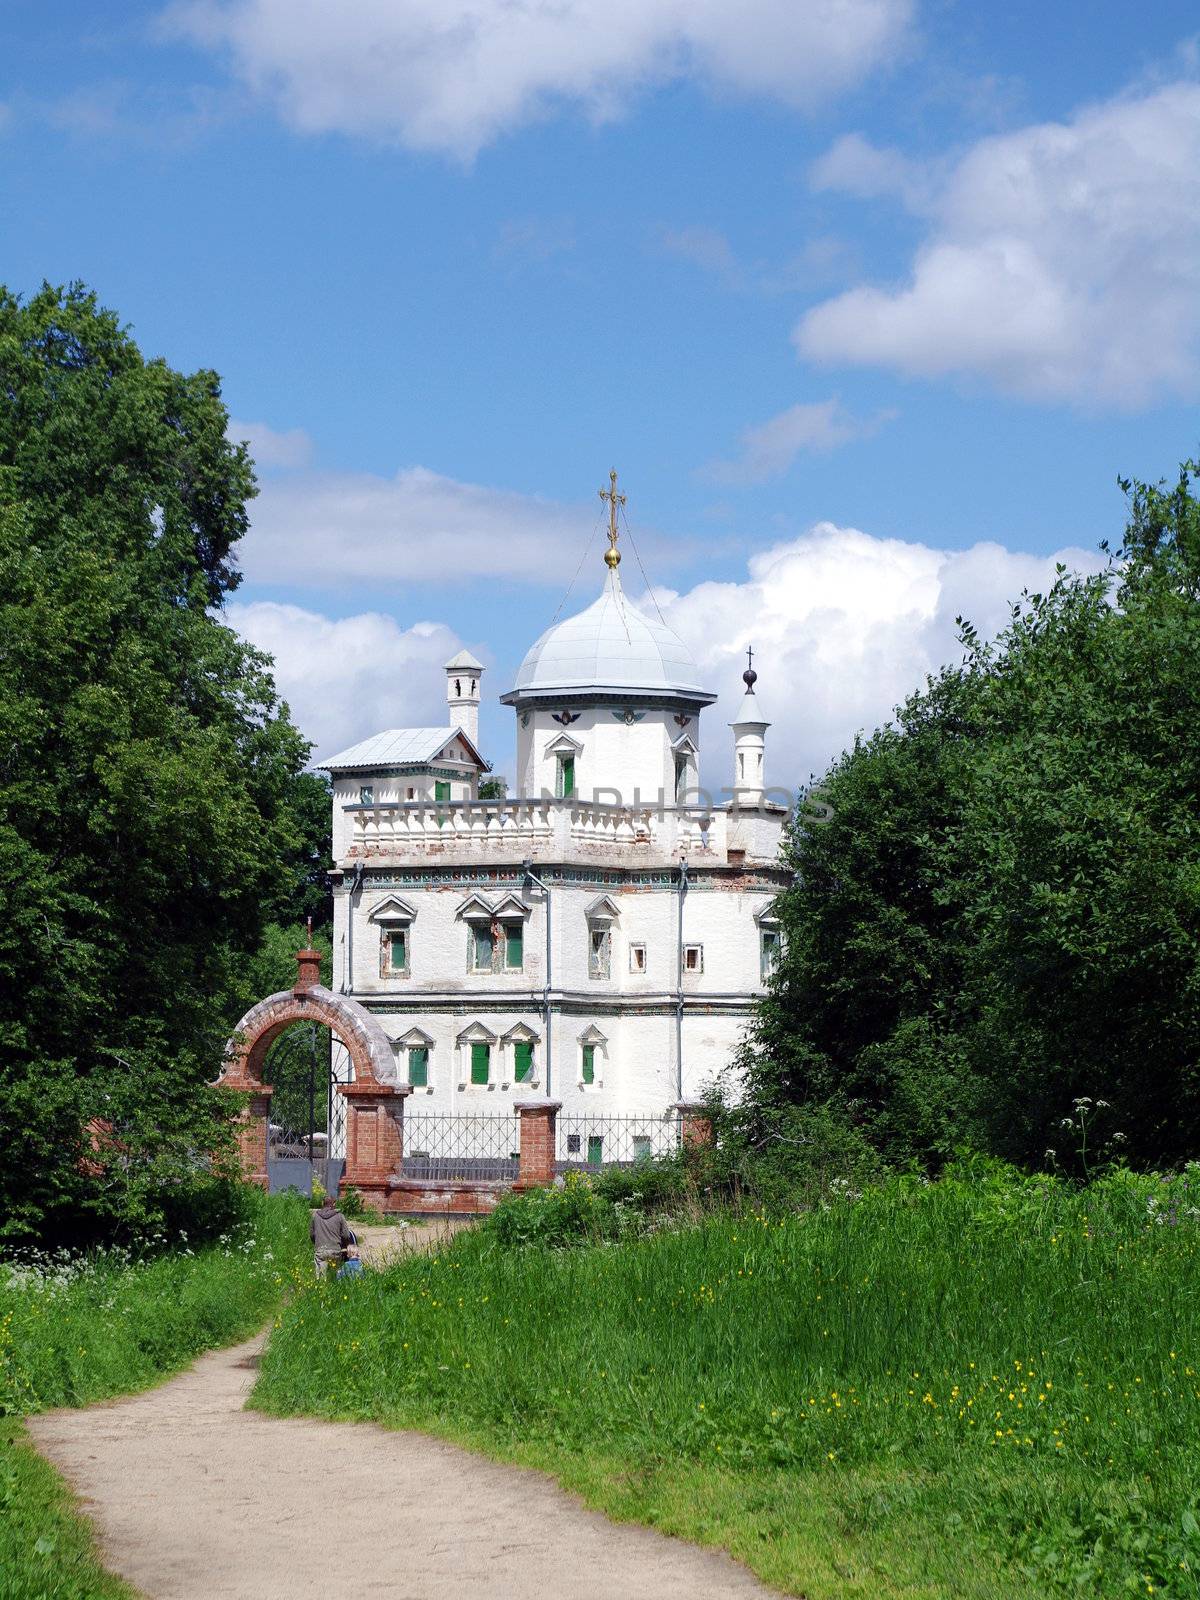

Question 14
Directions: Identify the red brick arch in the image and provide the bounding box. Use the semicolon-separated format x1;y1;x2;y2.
219;943;408;1198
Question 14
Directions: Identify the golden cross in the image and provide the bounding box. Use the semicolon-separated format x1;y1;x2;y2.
598;468;625;568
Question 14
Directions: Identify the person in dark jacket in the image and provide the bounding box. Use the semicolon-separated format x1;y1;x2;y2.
310;1193;354;1278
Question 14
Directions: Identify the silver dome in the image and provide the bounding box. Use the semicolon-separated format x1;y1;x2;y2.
505;569;712;701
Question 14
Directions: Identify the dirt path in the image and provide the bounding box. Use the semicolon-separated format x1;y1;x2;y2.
28;1228;774;1600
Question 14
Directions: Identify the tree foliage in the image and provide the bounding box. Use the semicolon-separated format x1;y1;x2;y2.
0;283;325;1243
744;460;1200;1173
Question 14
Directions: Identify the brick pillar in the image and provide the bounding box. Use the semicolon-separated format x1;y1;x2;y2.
294;943;322;993
675;1099;714;1150
514;1098;561;1189
235;1088;273;1189
338;1082;411;1208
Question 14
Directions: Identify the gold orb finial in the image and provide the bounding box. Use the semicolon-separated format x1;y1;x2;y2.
598;468;626;574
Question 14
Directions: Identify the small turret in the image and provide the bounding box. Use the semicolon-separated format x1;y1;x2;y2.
729;647;769;803
445;649;483;747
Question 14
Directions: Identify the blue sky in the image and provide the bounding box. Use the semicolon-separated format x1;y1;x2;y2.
3;1;1198;783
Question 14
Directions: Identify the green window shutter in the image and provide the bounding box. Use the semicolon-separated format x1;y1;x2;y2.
409;1047;428;1088
389;930;406;971
470;1042;490;1084
581;1043;595;1085
586;1134;603;1166
560;756;575;798
514;1041;533;1082
435;780;451;802
505;923;523;969
473;926;494;969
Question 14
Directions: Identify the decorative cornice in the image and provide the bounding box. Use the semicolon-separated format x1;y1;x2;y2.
333;863;786;894
353;993;760;1018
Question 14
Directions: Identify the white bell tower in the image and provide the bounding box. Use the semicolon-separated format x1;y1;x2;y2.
730;647;769;803
445;649;483;747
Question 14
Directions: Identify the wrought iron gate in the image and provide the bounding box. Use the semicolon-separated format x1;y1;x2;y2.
264;1024;353;1195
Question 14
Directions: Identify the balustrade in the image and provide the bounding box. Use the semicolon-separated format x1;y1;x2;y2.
343;797;729;864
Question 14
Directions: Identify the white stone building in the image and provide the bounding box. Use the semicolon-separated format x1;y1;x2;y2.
321;502;787;1153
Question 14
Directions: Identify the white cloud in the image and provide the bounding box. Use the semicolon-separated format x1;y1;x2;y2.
163;0;913;158
228;417;314;471
225;600;464;761
656;522;1105;787
795;82;1200;407
228;523;1107;787
707;399;894;484
809;130;930;204
238;464;603;588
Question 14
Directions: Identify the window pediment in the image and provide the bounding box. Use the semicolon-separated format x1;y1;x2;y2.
455;892;496;921
543;731;583;757
368;895;418;924
456;1021;498;1046
501;1022;540;1044
670;732;700;758
584;894;621;922
577;1023;607;1044
490;892;532;921
396;1026;434;1048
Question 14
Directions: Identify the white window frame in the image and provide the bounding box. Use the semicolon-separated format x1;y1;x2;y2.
577;1024;606;1091
588;925;611;980
501;1023;541;1091
760;926;781;982
585;895;619;982
469;921;498;973
456;1023;498;1092
369;896;417;981
683;943;704;975
628;941;647;975
396;1027;434;1094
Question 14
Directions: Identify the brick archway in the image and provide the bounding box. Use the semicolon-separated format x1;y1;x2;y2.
219;942;409;1200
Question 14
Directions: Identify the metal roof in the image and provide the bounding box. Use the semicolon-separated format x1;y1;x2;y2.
319;727;489;772
503;567;713;703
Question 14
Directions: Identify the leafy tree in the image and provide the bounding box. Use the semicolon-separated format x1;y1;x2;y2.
744;461;1200;1173
0;283;323;1244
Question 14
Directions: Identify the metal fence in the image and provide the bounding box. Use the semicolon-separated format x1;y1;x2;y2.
555;1114;679;1174
404;1113;520;1183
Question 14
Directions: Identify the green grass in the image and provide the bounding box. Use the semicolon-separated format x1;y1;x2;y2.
0;1189;310;1600
253;1163;1200;1599
0;1420;137;1600
1;1190;310;1414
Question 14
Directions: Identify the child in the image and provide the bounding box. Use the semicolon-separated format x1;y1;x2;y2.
337;1243;364;1279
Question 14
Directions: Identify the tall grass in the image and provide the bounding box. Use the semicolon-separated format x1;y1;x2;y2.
1;1189;310;1600
255;1162;1200;1599
1;1189;310;1414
